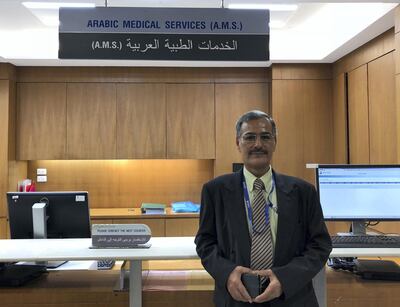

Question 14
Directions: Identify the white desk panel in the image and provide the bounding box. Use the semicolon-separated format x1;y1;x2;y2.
331;248;400;258
0;237;198;262
2;237;400;307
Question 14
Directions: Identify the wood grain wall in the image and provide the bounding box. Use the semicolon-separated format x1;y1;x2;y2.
15;67;269;210
215;83;270;176
347;64;370;163
395;6;400;164
271;64;333;184
0;64;27;238
331;22;399;236
28;160;213;208
332;73;348;164
0;80;10;219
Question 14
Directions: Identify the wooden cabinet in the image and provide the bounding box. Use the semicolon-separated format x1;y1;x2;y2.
272;79;333;182
332;73;348;164
116;84;166;158
348;65;370;163
368;52;397;164
347;52;397;164
17;83;67;160
215;83;270;176
165;218;198;237
0;80;11;218
67;83;116;159
90;208;199;237
113;218;165;237
91;219;113;225
16;82;216;160
166;84;215;159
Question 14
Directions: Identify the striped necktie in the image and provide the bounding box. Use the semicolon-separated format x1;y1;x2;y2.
250;178;273;271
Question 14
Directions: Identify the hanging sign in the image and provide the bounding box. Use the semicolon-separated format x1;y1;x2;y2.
58;7;269;61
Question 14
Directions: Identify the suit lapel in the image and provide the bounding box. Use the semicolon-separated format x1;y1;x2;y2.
223;171;251;267
273;171;298;264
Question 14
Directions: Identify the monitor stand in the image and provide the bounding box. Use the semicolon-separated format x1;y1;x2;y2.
351;221;366;235
31;202;67;269
337;220;367;236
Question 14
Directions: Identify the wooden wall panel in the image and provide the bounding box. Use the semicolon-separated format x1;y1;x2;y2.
272;81;305;179
333;29;394;77
90;219;113;225
17;67;269;83
347;65;370;164
166;84;215;159
0;63;16;81
116;83;166;158
397;75;400;163
395;32;400;75
272;79;333;183
332;73;348;163
368;52;397;164
0;217;7;239
67;83;116;159
7;80;28;198
27;160;213;208
113;218;165;237
0;80;10;218
214;83;270;176
17;83;67;160
303;81;333;183
7;81;16;161
8;161;28;192
165;218;199;237
272;64;331;80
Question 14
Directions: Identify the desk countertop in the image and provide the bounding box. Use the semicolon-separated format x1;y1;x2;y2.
0;237;198;262
1;236;400;263
90;208;199;219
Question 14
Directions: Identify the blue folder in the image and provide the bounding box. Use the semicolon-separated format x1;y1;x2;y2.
171;201;200;213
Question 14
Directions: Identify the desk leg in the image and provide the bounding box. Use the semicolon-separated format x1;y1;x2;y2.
312;267;326;307
129;260;142;307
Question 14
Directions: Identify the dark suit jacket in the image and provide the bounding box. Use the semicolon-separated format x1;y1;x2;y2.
195;170;332;307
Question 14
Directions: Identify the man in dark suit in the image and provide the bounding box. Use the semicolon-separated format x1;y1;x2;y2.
195;110;332;307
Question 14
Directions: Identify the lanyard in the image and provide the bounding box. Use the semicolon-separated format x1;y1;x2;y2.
243;176;275;234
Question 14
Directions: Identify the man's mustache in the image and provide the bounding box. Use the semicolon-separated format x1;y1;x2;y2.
249;150;267;155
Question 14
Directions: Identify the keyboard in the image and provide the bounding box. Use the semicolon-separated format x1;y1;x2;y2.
331;235;400;248
97;259;115;270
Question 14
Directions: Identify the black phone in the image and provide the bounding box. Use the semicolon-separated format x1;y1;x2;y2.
241;273;270;298
241;273;260;298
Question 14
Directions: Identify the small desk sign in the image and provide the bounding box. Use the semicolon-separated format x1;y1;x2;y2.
91;224;151;248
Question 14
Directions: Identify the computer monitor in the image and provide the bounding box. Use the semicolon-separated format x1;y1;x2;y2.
7;191;91;239
316;165;400;235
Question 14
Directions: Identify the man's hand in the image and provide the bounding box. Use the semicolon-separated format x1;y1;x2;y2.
226;266;253;303
253;269;283;303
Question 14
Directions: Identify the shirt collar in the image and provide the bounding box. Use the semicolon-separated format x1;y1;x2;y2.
243;165;272;193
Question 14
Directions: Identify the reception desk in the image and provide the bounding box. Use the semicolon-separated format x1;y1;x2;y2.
1;237;400;307
0;237;197;307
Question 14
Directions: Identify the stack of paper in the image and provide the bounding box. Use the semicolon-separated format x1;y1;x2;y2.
141;203;166;214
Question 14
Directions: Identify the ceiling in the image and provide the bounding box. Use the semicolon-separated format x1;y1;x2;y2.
0;0;398;67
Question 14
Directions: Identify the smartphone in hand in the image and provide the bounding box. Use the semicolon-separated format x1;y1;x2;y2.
241;273;260;298
241;273;270;298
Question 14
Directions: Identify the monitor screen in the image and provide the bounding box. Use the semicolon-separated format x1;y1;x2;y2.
7;191;91;239
316;165;400;221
